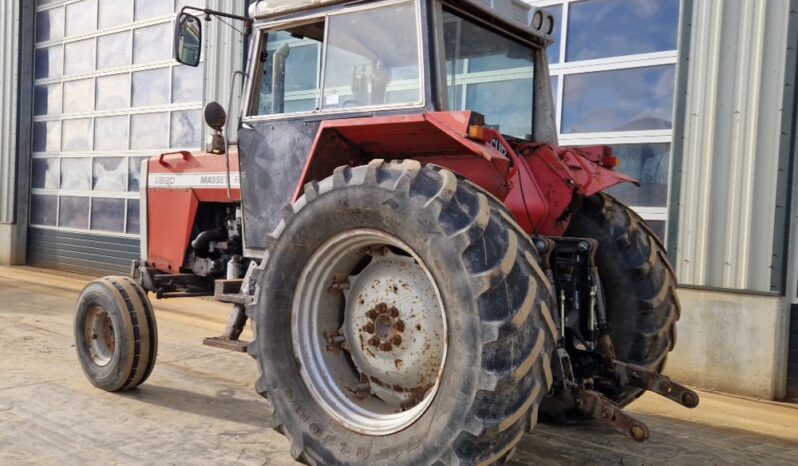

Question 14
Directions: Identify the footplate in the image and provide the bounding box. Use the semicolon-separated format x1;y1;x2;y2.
614;361;700;408
203;336;250;352
577;390;650;442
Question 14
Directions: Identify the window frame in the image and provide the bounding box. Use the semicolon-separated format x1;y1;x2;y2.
243;0;427;122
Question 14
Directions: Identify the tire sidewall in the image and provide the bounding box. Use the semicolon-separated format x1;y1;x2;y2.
256;182;484;465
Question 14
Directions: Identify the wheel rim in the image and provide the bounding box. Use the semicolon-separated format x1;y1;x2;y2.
84;305;115;366
292;229;447;435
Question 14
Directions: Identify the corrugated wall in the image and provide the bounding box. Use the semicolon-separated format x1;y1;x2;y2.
27;229;139;276
206;0;247;140
0;0;19;224
673;0;792;291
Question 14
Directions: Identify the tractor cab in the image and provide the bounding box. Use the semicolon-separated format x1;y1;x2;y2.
177;0;562;254
243;0;557;142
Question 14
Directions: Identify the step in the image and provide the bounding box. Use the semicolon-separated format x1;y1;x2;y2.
202;336;250;352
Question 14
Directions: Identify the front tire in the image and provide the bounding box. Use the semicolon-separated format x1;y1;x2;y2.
250;161;556;465
74;276;158;392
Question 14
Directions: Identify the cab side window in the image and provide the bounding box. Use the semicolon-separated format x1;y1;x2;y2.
253;21;325;116
249;0;422;117
321;1;421;110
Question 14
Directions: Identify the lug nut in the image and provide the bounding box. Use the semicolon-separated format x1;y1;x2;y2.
389;307;399;317
368;336;381;347
395;320;405;332
376;303;387;313
379;342;393;352
326;335;345;344
364;323;375;334
391;335;402;346
367;309;378;319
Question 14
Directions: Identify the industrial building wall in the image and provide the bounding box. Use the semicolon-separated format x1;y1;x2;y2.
24;0;244;275
672;0;793;292
0;1;20;224
0;0;29;266
665;0;798;400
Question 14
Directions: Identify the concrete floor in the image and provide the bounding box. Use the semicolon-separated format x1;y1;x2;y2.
1;266;797;465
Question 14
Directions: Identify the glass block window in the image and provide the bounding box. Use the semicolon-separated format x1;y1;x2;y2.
531;0;679;243
31;0;206;237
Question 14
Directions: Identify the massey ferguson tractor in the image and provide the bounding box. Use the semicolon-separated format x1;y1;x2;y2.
73;1;698;464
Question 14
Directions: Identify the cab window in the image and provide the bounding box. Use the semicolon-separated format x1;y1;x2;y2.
443;11;535;139
249;1;422;117
253;21;325;116
321;1;421;110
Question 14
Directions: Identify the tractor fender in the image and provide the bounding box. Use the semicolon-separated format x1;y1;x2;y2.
292;111;514;202
515;143;639;236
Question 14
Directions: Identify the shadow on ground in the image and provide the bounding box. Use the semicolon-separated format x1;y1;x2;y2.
121;384;272;429
511;413;798;465
122;384;798;465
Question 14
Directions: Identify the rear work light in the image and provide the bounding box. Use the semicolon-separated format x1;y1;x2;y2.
602;155;621;169
467;125;486;141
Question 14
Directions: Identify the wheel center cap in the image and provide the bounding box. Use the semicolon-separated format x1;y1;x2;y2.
375;313;394;340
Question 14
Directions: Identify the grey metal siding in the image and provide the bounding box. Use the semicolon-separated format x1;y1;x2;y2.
789;304;798;398
673;0;792;292
27;228;139;277
0;0;19;224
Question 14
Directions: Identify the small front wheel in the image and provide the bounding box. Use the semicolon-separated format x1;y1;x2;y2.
74;276;158;391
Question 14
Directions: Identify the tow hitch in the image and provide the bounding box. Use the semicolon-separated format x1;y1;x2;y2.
538;237;699;441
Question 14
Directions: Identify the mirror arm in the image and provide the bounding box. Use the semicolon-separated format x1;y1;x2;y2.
180;6;254;31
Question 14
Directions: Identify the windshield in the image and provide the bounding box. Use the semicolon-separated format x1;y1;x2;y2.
443;11;535;139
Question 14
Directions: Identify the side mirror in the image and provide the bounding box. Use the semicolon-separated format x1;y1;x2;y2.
174;12;202;67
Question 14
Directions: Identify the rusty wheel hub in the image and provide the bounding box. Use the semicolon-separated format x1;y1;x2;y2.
292;229;447;435
342;251;444;406
85;305;114;366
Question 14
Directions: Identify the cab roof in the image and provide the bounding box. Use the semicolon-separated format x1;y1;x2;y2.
248;0;555;46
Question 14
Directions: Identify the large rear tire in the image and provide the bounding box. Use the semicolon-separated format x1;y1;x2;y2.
541;193;679;419
74;276;158;392
249;160;556;465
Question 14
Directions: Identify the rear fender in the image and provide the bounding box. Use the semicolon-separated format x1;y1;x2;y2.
515;143;639;235
292;111;513;201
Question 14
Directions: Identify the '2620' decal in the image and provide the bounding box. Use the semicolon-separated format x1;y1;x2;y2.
148;172;241;189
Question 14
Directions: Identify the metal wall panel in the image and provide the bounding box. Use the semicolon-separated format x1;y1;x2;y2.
27;228;139;276
0;0;19;224
673;0;792;291
205;0;247;140
789;304;798;398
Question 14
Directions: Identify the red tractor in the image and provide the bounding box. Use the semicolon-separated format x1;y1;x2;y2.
74;1;697;464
